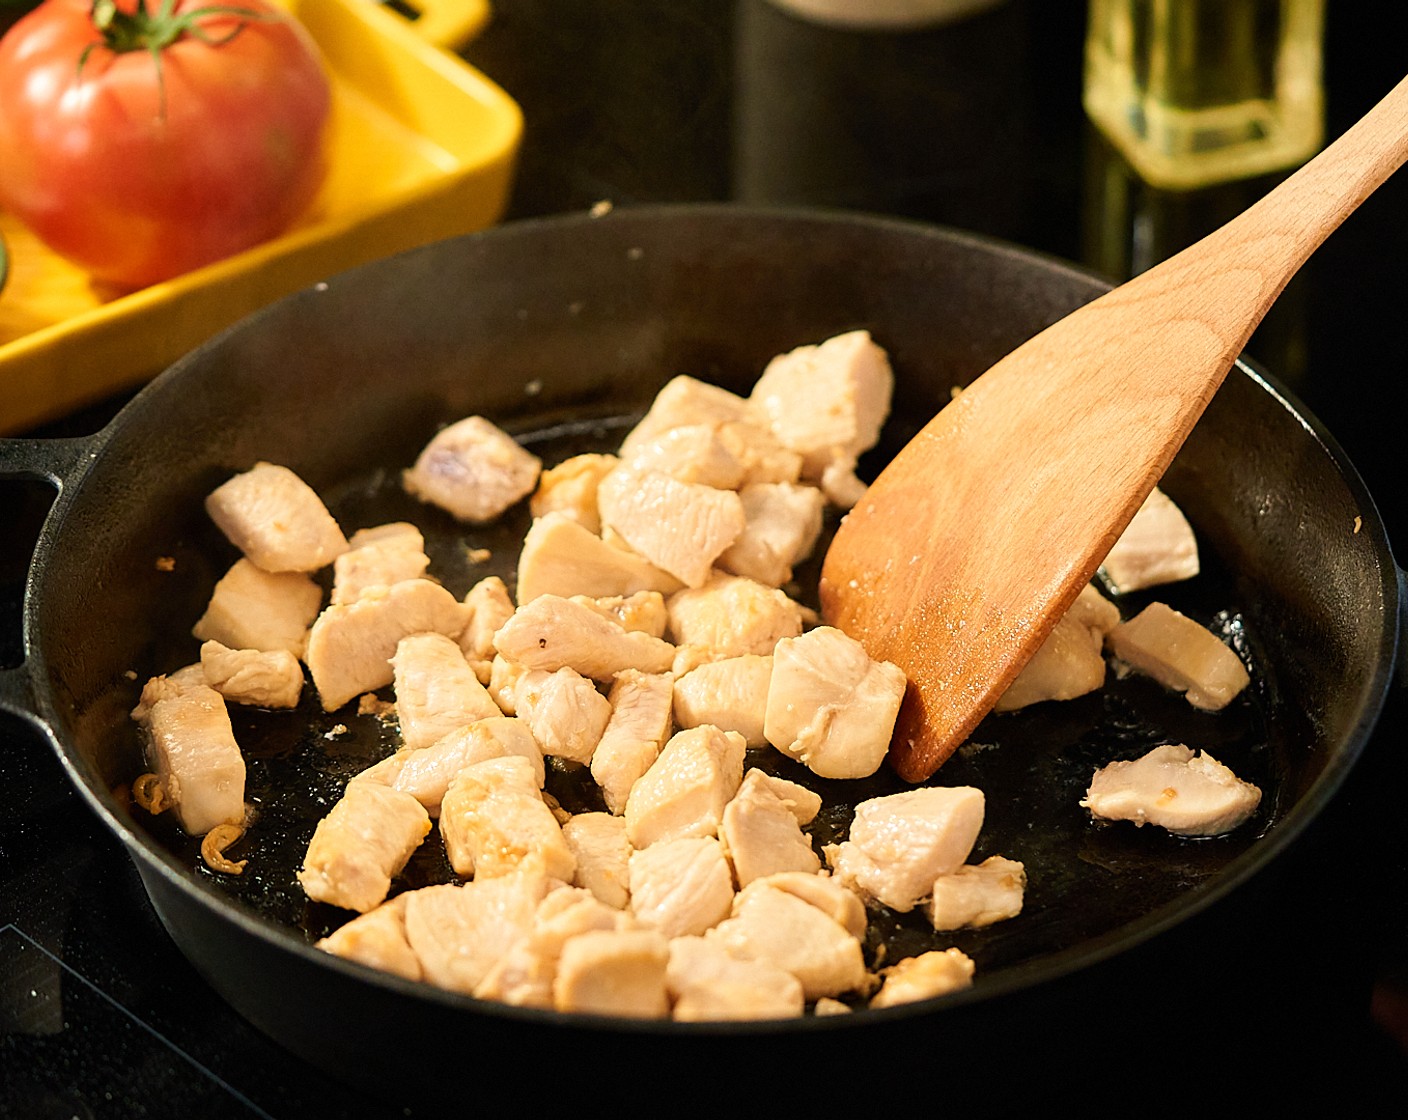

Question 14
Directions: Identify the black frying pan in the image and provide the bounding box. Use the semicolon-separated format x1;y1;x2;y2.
0;207;1399;1107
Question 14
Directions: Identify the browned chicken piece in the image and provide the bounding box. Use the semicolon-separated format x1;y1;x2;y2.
297;781;431;912
995;584;1120;712
475;887;634;1007
1107;601;1250;710
316;895;422;982
459;576;515;666
514;667;613;764
304;579;471;711
714;420;805;487
354;715;545;815
1082;743;1262;835
391;633;500;753
756;871;867;940
131;672;246;836
927;856;1027;931
517;512;682;604
439;756;576;881
331;523;430;605
198;640;303;709
562;812;634;910
493;594;675;681
597;466;746;589
717;482;825;588
825;786;985;913
666;935;805;1021
568;590;669;638
706;878;868;1001
672;654;772;746
622;424;747;490
205;461;348;573
591;670;675;815
618;376;752;458
747;330;893;484
624;725;747;849
529;453;620;534
192;558;323;657
666;572;804;672
1101;487;1200;593
628;836;735;938
553;928;672;1018
402;415;542;523
763;625;906;780
869;948;975;1009
402;873;556;996
719;769;821;887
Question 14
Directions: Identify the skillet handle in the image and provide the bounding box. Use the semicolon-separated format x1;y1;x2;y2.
0;436;97;728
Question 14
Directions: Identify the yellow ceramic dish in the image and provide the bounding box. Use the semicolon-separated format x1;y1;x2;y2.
0;0;518;434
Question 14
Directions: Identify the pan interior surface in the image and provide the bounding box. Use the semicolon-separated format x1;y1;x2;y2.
24;207;1394;1027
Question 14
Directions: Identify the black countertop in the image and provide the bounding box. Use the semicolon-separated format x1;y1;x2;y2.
4;1;1407;1113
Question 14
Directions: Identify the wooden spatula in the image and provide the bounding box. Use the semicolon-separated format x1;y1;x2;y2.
820;74;1408;784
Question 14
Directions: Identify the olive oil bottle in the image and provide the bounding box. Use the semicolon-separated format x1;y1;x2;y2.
1083;0;1325;190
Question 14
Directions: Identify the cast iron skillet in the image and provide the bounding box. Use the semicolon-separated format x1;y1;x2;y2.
0;207;1400;1105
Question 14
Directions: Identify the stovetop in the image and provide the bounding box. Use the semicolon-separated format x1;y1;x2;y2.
4;2;1408;1113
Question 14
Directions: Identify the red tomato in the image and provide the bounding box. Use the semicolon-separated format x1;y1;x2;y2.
0;0;331;290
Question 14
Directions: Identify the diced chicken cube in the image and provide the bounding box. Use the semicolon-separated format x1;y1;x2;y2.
622;424;747;490
591;670;675;815
391;633;501;753
332;523;430;605
666;935;805;1021
818;457;869;510
562;813;634;910
354;715;544;815
672;654;772;746
666;573;804;668
927;856;1027;931
1101;487;1200;593
748;331;892;483
316;895;422;981
192;558;323;657
569;590;669;639
530;453;620;534
1107;601;1250;710
628;836;735;938
198;640;303;709
304;579;471;711
1082;742;1262;836
402;415;541;523
714;420;805;487
763;626;906;780
297;782;431;912
717;482;825;588
719;769;820;887
439;756;575;881
706;878;867;1001
459;576;516;665
552;929;671;1018
624;726;746;849
488;653;527;714
514;667;613;764
597;466;746;589
517;512;682;604
755;871;867;940
493;594;675;681
402;874;554;996
826;786;985;913
996;584;1119;712
205;462;348;573
869;949;975;1009
619;376;752;458
131;673;246;836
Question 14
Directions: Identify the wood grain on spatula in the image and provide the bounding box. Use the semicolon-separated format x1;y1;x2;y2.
820;73;1408;784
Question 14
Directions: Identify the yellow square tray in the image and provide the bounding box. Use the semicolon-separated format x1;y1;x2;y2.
0;0;520;434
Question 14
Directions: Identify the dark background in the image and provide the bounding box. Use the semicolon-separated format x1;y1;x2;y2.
3;1;1406;1114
